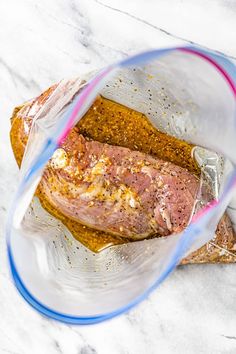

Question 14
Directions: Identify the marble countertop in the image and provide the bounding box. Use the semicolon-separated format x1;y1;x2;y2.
0;1;236;353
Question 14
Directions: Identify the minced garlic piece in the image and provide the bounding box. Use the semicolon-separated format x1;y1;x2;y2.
50;148;68;169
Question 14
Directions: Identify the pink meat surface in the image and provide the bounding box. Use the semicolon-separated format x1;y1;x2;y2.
40;128;199;240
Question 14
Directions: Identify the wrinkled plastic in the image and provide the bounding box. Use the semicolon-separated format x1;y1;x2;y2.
7;46;236;324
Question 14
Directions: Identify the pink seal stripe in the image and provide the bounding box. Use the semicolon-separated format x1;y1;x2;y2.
179;47;236;97
179;47;236;222
57;66;114;144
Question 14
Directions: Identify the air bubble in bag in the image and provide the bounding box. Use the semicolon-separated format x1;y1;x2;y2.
6;46;236;324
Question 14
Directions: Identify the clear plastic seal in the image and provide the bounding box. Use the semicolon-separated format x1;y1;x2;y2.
7;46;236;324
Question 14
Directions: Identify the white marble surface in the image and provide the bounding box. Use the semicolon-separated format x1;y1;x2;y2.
0;1;236;353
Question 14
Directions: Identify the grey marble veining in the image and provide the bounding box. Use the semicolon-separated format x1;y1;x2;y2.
0;1;236;353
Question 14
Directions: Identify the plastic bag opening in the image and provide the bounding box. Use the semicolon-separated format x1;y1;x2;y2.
7;46;236;323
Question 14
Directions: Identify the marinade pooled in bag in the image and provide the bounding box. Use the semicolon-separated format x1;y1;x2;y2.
10;85;236;261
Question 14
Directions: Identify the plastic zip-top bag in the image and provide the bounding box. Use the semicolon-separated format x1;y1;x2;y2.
7;46;236;324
